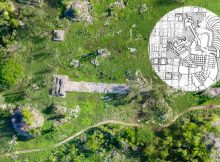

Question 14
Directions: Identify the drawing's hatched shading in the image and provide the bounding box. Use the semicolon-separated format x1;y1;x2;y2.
149;6;220;91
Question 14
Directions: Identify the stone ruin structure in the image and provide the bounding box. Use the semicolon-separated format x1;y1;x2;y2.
51;75;68;97
51;75;129;97
53;30;65;41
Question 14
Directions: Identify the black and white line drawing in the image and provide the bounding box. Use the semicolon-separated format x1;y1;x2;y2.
149;6;220;91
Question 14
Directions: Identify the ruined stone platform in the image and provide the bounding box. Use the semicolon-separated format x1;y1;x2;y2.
51;75;129;97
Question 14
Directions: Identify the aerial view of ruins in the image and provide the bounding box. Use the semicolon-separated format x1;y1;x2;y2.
1;0;220;161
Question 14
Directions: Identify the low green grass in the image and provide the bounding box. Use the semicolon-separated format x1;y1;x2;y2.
204;97;220;105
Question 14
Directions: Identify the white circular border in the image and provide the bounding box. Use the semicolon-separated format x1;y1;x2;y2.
149;6;220;91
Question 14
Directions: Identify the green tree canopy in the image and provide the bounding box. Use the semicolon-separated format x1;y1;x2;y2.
0;0;20;46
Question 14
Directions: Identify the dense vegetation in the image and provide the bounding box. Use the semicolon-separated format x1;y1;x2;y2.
49;111;216;162
0;0;20;47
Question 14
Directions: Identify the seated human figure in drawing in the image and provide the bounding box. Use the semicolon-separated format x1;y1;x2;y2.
172;15;220;90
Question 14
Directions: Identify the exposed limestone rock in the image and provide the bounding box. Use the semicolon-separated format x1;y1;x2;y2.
107;0;126;18
12;107;44;138
28;108;44;129
70;59;80;68
97;48;111;58
65;0;93;24
139;4;148;13
208;133;220;159
128;47;138;53
32;84;40;90
109;0;126;9
53;105;80;126
6;43;20;53
0;104;7;110
91;59;99;66
204;88;220;98
69;105;80;118
54;105;67;116
54;118;69;127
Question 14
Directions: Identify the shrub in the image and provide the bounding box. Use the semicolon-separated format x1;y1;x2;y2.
0;0;20;47
0;58;24;88
22;108;33;125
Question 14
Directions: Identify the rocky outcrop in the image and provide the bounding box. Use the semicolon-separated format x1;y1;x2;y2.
204;88;220;98
65;0;93;24
12;107;44;138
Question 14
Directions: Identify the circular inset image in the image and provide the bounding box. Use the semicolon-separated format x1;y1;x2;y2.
149;6;220;91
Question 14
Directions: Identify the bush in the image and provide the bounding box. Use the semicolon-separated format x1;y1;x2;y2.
22;108;33;125
0;58;24;88
0;0;20;47
215;125;220;136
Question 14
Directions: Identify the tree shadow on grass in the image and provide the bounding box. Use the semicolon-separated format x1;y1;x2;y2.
34;69;53;76
31;68;53;84
104;93;128;107
4;91;26;104
79;51;98;62
0;111;15;144
45;0;63;8
47;115;64;121
31;36;48;44
194;92;210;105
32;51;52;61
43;104;54;114
41;126;54;135
16;135;33;141
154;0;173;5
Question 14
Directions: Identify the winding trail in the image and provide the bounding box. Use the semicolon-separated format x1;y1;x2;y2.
1;120;141;157
55;120;141;147
161;104;220;128
1;104;220;157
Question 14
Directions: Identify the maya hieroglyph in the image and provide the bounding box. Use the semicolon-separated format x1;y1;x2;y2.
149;6;220;91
